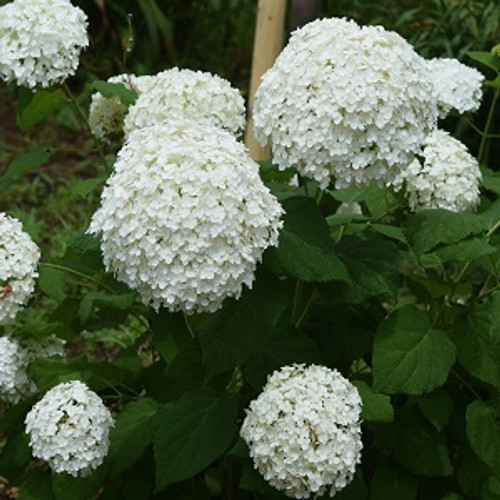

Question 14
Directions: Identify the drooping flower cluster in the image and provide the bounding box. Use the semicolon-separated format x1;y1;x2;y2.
253;17;437;189
89;118;283;313
88;74;155;140
0;213;40;325
426;58;484;118
123;68;246;137
401;129;481;212
25;380;114;477
0;0;88;88
0;335;65;404
241;364;363;499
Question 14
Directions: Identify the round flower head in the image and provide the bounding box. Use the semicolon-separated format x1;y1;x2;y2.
402;129;481;212
0;335;65;404
0;213;40;325
241;364;363;499
253;17;437;189
88;74;155;141
25;380;114;477
0;0;89;88
123;68;246;137
426;58;484;119
89;118;283;313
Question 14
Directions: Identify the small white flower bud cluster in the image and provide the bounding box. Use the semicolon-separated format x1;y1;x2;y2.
401;129;481;212
426;58;484;118
89;118;283;313
0;213;40;325
0;0;88;88
0;335;65;404
88;74;155;140
241;364;363;499
253;17;437;189
25;380;114;477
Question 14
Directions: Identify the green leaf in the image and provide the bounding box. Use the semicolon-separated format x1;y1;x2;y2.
370;223;407;244
466;400;500;476
199;272;289;380
91;80;138;106
369;462;417;500
27;357;91;392
406;209;485;255
453;291;500;388
19;471;55;500
17;89;66;131
78;291;136;324
266;197;350;283
432;238;496;262
153;388;237;491
353;381;394;422
108;398;158;476
0;145;56;192
0;432;31;472
466;51;500;72
373;304;456;395
417;389;454;432
38;266;67;302
375;408;453;476
52;470;106;500
336;236;400;303
70;176;107;197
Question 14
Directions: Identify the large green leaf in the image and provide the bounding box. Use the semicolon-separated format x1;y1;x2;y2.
153;388;237;491
466;51;500;72
466;400;500;476
416;389;454;432
432;238;496;262
373;304;456;395
266;197;350;283
369;462;417;500
0;145;56;192
108;398;158;476
17;88;66;131
91;80;138;106
199;272;289;380
19;471;54;500
405;209;485;255
353;381;394;422
453;291;500;388
375;408;453;476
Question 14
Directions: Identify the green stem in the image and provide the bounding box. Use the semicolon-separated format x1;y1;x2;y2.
62;83;109;172
291;280;304;325
478;88;500;165
294;290;316;329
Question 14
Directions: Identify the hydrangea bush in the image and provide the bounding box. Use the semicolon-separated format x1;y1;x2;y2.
1;2;500;499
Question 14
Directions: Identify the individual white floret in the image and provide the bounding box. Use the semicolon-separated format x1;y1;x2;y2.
25;380;114;477
0;213;40;325
401;129;481;212
241;364;363;499
88;74;155;140
123;68;246;137
89;118;283;314
253;17;437;189
0;0;88;88
426;57;484;118
0;335;66;404
336;202;363;215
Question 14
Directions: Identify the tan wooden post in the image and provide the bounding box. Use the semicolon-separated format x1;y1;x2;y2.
245;0;287;161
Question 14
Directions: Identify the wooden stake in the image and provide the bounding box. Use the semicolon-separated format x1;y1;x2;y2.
245;0;287;161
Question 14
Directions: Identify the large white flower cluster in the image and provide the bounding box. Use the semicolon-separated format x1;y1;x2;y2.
89;118;283;313
241;364;363;499
401;129;481;212
253;17;437;189
0;0;88;88
123;68;246;137
0;335;65;404
25;380;114;477
0;213;40;325
426;58;484;118
88;74;155;140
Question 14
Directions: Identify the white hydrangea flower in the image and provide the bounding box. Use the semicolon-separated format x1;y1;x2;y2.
253;17;437;189
0;0;89;88
89;118;283;314
426;57;484;118
401;129;481;212
0;213;40;325
123;68;246;137
88;74;155;140
25;380;114;477
241;364;363;499
0;335;65;404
